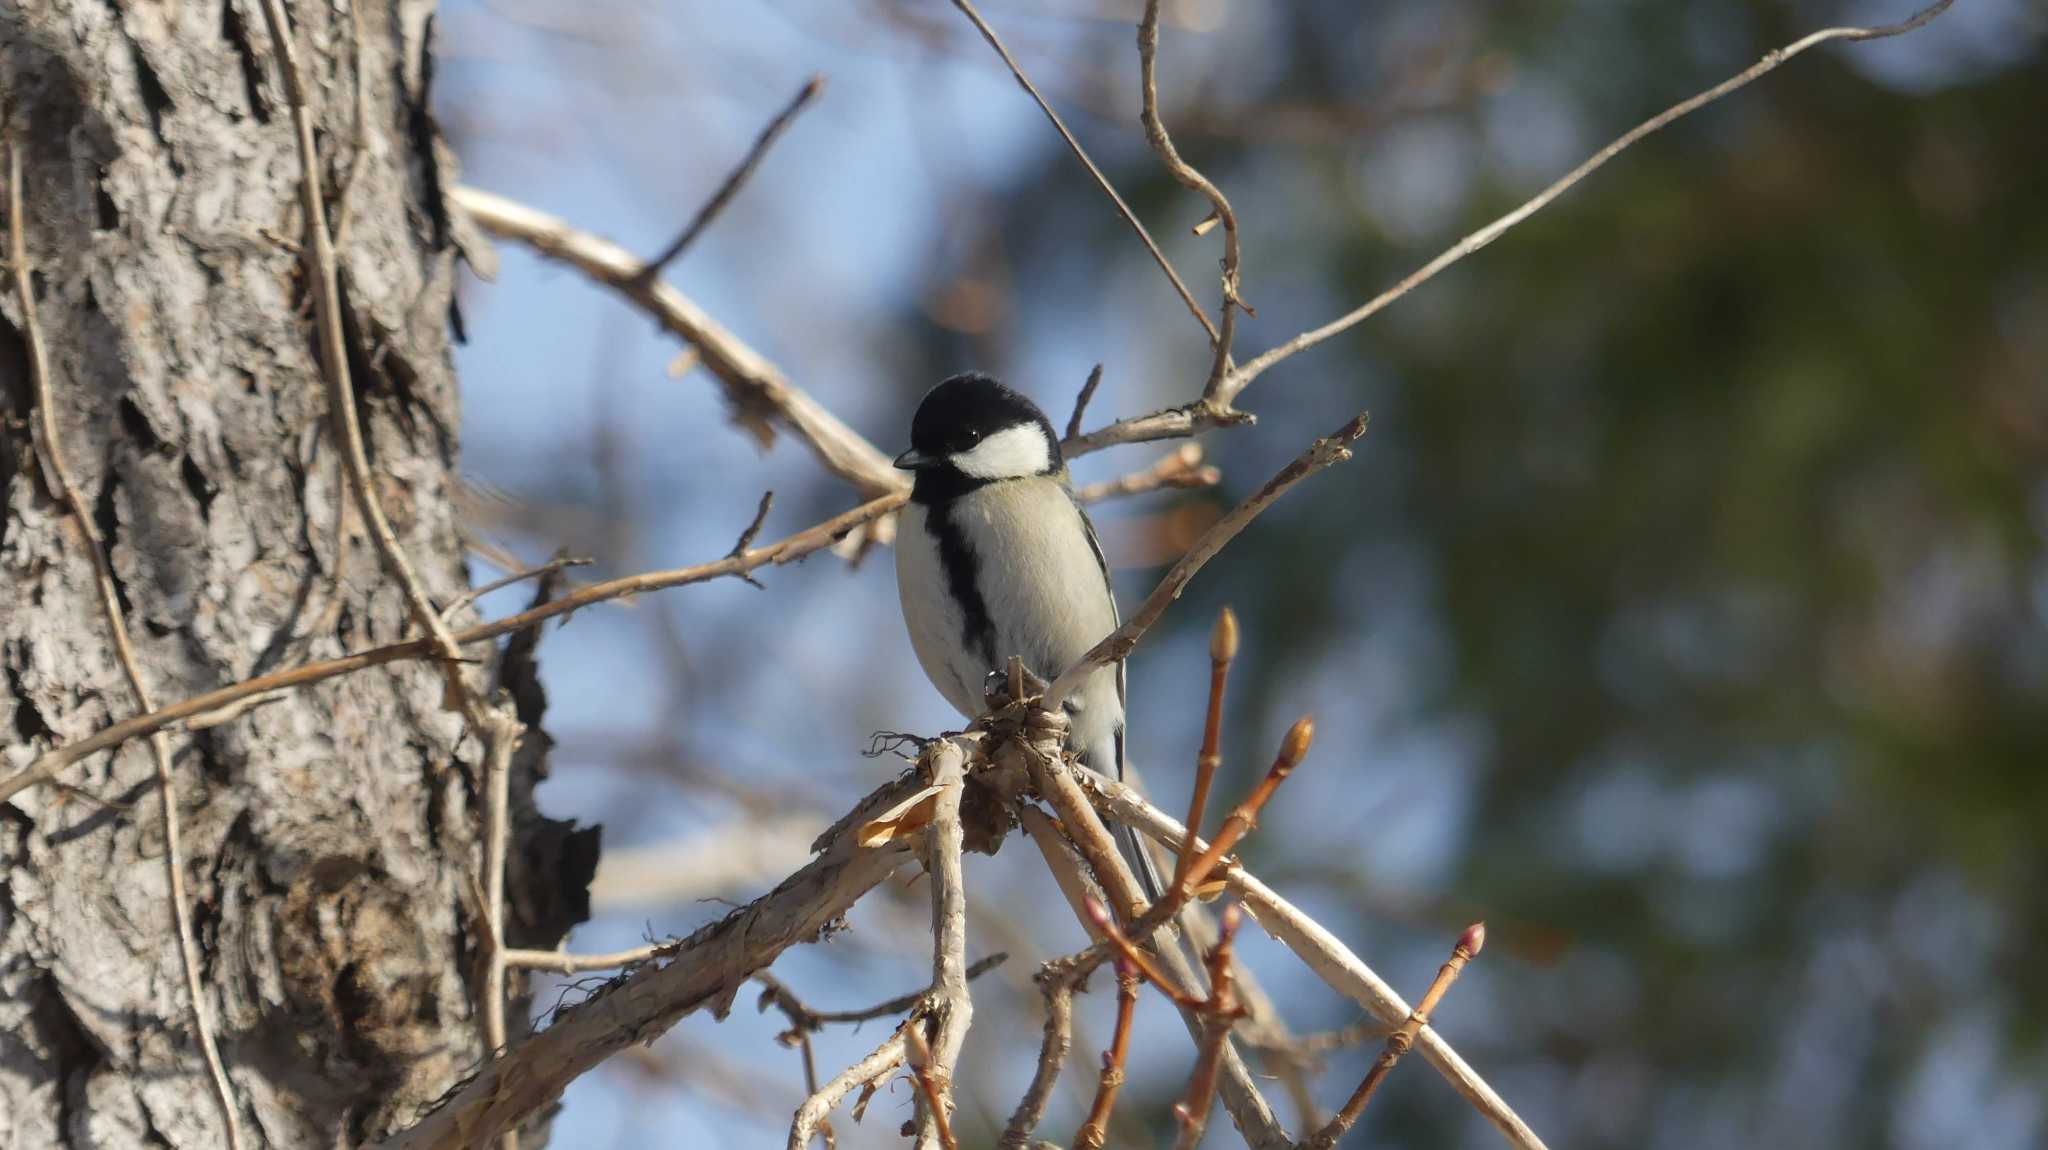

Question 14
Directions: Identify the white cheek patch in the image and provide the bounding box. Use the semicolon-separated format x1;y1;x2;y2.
952;424;1051;479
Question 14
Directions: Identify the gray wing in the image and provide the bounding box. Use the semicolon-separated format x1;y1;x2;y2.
1069;484;1164;901
1065;483;1126;776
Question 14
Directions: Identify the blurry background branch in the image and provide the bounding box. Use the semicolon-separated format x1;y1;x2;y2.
452;185;908;498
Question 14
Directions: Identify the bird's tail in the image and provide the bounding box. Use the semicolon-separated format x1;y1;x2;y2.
1098;728;1166;905
1116;820;1167;906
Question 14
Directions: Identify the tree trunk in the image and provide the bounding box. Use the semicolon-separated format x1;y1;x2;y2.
0;3;589;1146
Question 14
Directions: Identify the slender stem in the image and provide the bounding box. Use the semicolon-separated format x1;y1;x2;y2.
1174;607;1237;893
1174;718;1313;904
7;130;243;1150
1138;0;1239;396
1219;0;1958;403
947;0;1217;346
635;75;824;283
1306;925;1488;1149
0;491;906;804
1074;961;1141;1150
1045;414;1367;710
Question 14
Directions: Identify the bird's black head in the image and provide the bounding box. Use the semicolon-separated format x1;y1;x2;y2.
897;373;1060;501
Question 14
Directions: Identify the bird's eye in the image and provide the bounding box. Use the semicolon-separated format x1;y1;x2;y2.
961;430;982;448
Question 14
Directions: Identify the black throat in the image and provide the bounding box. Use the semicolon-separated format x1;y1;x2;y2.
920;487;998;673
908;464;996;507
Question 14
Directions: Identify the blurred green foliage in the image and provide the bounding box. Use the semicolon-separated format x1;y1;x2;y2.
934;2;2045;1145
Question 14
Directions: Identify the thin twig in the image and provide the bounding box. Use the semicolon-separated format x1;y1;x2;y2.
441;554;594;622
796;1034;832;1150
1063;400;1253;462
0;491;906;805
1065;364;1104;442
1305;924;1487;1149
382;771;930;1150
1071;442;1220;505
1138;0;1240;398
256;0;484;732
1000;972;1075;1149
1021;738;1289;1149
1082;897;1202;1009
501;942;678;973
6;132;244;1150
634;75;824;285
1085;775;1548;1150
1045;413;1368;710
1073;959;1140;1150
904;1025;960;1150
1173;904;1245;1150
947;0;1217;346
789;1024;912;1150
1174;718;1313;905
451;185;906;498
914;740;973;1150
182;687;294;732
329;0;371;249
1019;804;1110;939
1024;725;1151;927
729;491;776;589
1218;0;1957;404
1241;1016;1385;1061
1181;902;1324;1133
478;708;523;1150
1174;606;1236;893
761;949;1007;1031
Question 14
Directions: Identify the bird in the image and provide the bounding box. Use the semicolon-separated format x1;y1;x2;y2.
893;372;1165;901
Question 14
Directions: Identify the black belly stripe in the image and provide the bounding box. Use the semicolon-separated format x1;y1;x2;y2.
927;499;998;674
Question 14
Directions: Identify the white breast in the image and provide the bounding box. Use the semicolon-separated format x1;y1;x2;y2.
896;500;981;718
895;479;1123;749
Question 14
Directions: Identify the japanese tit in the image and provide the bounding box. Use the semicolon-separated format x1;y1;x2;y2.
894;373;1165;901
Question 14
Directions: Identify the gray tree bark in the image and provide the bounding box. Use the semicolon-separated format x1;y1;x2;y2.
0;3;590;1147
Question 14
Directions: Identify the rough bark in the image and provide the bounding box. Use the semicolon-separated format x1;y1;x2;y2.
0;3;589;1147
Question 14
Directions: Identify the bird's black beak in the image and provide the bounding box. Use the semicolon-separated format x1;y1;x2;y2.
894;447;940;471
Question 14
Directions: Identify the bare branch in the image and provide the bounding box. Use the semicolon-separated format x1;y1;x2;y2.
759;954;1009;1031
729;491;777;589
329;0;372;250
1138;0;1241;398
1085;774;1550;1150
1073;959;1140;1150
1020;736;1289;1148
441;554;593;623
451;185;907;498
791;1025;910;1150
502;942;679;974
1072;443;1220;505
1000;971;1074;1149
256;0;483;727
1065;364;1105;443
1172;717;1313;905
376;772;928;1150
477;708;523;1150
635;75;824;284
947;0;1218;346
1008;806;1094;1147
1218;0;1957;403
6;129;243;1150
914;741;973;1150
1173;606;1237;893
904;1025;960;1150
1081;898;1202;1011
1063;400;1254;462
1045;413;1368;710
1306;924;1487;1149
0;491;904;807
1172;904;1244;1150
